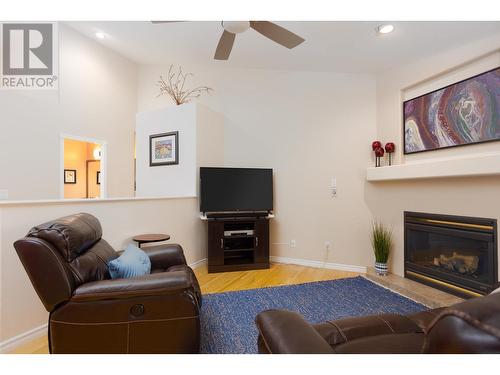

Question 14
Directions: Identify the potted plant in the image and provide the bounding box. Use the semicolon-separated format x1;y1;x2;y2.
371;222;392;275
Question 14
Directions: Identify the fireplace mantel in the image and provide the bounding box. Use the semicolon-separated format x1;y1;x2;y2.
366;152;500;182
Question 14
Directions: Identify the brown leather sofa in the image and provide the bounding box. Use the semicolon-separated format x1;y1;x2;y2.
256;289;500;354
14;213;202;354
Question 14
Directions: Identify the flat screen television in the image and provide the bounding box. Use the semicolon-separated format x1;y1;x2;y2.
200;167;273;213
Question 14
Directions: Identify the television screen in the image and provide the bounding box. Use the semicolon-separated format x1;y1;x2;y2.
200;167;273;213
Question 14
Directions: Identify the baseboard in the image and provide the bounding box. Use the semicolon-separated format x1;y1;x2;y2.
189;257;207;270
270;256;367;273
0;323;47;353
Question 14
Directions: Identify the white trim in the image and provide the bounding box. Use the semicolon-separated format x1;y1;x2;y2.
0;323;47;354
188;258;207;270
270;256;367;273
59;136;64;199
0;195;197;207
366;151;500;181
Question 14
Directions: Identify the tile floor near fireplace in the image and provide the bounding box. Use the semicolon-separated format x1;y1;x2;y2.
404;212;498;298
366;267;464;308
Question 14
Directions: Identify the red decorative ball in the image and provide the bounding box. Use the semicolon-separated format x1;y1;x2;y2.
385;142;395;153
372;141;382;151
375;146;385;157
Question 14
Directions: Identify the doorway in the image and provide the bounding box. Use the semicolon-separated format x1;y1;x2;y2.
86;159;101;198
60;135;107;199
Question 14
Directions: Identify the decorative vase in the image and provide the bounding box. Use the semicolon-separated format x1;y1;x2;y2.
371;141;382;167
374;146;384;167
374;261;388;276
384;142;395;166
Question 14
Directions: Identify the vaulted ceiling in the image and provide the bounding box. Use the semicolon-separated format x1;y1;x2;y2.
67;21;500;73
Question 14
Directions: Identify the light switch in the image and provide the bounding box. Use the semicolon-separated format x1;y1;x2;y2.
331;177;337;197
0;189;8;200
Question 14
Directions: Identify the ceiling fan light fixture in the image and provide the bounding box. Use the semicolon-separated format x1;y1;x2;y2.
376;24;395;35
221;21;250;34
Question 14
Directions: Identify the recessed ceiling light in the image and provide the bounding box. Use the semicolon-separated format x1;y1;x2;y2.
95;32;106;39
377;24;395;35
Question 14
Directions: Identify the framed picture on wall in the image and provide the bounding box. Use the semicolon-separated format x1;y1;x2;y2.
404;67;500;154
149;131;179;166
96;171;101;185
64;169;77;184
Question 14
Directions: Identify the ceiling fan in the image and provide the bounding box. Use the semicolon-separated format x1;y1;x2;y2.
152;21;305;60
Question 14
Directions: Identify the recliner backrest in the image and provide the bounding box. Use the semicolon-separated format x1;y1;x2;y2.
423;292;500;353
14;213;118;312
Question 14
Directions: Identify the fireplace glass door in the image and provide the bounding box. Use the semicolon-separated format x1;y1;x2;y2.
406;225;491;284
404;212;497;297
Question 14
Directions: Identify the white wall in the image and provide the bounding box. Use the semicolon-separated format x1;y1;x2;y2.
137;65;377;268
135;103;224;198
0;23;137;200
0;197;205;344
136;104;197;197
370;34;500;276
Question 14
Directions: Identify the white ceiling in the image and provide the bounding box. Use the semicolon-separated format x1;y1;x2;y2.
67;21;500;74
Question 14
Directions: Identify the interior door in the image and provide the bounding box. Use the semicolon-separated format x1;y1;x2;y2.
86;160;101;198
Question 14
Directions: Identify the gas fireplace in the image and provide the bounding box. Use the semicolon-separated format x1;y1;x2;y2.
404;212;498;298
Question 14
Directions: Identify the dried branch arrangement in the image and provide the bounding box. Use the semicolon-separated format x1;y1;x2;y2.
157;65;213;105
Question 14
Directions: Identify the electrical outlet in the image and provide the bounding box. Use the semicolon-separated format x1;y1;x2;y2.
290;239;297;248
324;241;331;251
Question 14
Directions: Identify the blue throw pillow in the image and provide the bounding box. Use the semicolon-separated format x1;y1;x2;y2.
108;244;151;279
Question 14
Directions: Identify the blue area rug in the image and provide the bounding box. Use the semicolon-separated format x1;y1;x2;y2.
200;276;427;354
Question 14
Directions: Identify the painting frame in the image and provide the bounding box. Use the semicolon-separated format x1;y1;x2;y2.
149;131;179;167
403;66;500;155
64;169;77;184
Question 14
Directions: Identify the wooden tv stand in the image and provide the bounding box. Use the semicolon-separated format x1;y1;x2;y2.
206;214;270;273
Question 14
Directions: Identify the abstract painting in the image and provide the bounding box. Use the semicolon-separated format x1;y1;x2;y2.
404;67;500;154
149;131;179;166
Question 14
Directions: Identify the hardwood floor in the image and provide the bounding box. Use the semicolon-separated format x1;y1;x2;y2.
8;262;359;354
196;262;358;294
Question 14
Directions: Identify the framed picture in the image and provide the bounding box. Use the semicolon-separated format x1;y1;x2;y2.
96;171;101;185
404;67;500;154
149;131;179;166
64;169;76;184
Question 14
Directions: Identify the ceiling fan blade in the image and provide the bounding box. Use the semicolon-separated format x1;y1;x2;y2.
250;21;304;49
214;30;236;60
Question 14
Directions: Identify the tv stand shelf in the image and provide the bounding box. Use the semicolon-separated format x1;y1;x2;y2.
206;215;270;273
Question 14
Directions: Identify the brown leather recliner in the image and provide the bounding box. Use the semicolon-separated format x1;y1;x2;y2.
14;213;202;354
255;290;500;354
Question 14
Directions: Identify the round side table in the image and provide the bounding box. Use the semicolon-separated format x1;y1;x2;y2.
133;234;170;248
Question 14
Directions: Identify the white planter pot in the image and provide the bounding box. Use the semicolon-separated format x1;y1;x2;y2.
375;262;388;276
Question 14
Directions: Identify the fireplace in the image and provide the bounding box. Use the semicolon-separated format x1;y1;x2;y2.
404;212;498;298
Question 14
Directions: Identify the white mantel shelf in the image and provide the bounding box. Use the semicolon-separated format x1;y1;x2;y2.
366;152;500;182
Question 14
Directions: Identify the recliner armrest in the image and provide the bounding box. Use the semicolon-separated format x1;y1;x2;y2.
72;270;192;301
142;244;187;270
255;310;334;354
